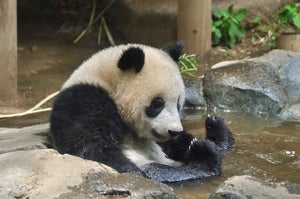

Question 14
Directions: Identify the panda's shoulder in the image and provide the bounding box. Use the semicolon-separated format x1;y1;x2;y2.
53;84;121;122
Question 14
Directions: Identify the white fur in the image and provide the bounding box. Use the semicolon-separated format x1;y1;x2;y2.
123;137;182;168
61;44;186;167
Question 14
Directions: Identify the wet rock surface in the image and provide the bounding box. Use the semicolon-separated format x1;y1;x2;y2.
209;175;300;199
0;123;49;154
185;50;300;121
184;78;206;109
204;61;288;115
0;124;178;199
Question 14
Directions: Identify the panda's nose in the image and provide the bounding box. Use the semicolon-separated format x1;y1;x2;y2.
168;130;182;137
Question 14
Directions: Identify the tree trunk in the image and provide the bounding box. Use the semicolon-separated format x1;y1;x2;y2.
177;0;211;54
0;0;17;102
277;34;300;53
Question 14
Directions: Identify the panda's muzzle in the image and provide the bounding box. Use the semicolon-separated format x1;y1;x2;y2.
151;129;182;140
168;130;182;137
151;129;166;140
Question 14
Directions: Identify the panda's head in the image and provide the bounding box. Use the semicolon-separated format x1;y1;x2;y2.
63;43;185;141
113;43;185;141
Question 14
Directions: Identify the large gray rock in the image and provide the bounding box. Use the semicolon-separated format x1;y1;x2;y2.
254;50;300;105
184;78;206;108
0;125;178;199
204;60;289;115
209;175;300;199
184;50;300;120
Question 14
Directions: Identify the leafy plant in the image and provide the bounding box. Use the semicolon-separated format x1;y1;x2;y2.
249;3;300;48
212;5;247;48
248;17;278;48
278;3;300;32
179;53;197;77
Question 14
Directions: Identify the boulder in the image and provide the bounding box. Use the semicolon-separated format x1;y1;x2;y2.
253;50;300;105
185;50;300;121
209;175;300;199
204;60;288;115
184;78;206;108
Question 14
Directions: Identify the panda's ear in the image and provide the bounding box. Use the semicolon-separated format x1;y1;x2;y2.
118;47;145;73
165;42;184;62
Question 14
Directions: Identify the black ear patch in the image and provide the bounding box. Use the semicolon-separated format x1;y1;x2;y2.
166;42;184;62
118;47;145;73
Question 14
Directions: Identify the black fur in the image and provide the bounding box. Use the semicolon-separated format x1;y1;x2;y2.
118;47;145;73
165;42;184;62
50;84;234;182
154;132;222;182
205;116;235;150
50;84;142;175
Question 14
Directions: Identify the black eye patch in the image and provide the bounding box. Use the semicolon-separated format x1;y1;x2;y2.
145;97;165;118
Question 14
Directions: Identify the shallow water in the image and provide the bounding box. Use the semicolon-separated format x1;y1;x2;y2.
174;109;300;198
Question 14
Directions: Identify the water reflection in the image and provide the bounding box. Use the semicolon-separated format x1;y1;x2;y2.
175;108;300;198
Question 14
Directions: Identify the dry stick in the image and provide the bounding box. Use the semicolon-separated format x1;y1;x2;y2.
73;0;115;43
73;0;97;43
0;91;59;119
98;19;103;45
90;0;115;27
101;17;115;46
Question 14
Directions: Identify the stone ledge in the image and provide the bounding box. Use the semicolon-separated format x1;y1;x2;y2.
0;124;178;199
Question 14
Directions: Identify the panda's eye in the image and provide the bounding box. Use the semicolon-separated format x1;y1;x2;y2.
145;97;165;118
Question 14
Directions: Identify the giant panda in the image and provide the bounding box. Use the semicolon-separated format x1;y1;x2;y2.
50;43;234;182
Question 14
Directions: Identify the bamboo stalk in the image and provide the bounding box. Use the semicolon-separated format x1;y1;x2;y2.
73;0;115;43
102;17;115;46
73;0;97;43
98;19;103;45
0;91;59;119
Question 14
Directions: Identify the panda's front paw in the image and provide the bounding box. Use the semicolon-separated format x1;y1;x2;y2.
205;115;235;150
187;140;221;170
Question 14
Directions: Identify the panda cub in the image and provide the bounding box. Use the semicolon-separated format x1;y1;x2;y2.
50;43;234;182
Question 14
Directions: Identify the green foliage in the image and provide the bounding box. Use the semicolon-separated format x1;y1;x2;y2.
248;17;278;48
250;16;261;24
248;3;300;49
179;53;197;77
212;5;247;48
278;3;300;31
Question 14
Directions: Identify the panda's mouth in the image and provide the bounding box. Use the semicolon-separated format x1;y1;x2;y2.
151;129;168;140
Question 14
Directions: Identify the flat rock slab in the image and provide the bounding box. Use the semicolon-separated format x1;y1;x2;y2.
0;123;50;154
0;149;177;199
0;124;177;199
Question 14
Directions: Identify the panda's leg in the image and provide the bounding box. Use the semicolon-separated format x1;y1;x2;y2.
205;115;235;150
158;131;221;163
145;131;221;182
50;84;143;175
77;139;144;175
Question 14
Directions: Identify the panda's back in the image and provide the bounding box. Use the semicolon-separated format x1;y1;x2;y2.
50;84;125;156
